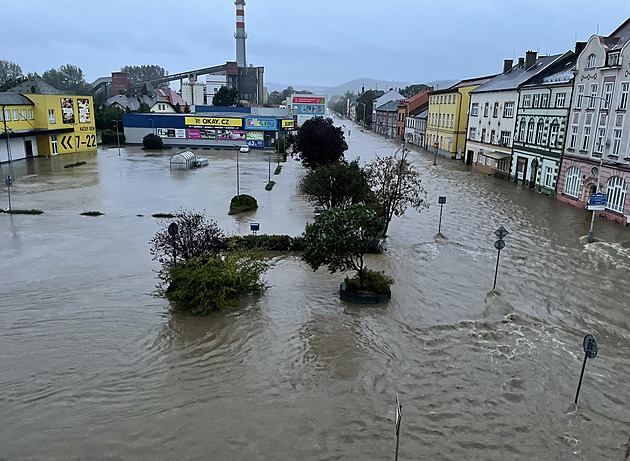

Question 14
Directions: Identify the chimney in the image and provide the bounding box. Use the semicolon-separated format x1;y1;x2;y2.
518;57;525;67
503;59;513;73
525;50;537;70
235;0;247;67
575;41;587;56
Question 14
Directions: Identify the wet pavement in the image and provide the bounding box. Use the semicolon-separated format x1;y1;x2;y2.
1;120;630;460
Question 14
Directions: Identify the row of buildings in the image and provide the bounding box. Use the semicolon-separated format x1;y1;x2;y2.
365;18;630;226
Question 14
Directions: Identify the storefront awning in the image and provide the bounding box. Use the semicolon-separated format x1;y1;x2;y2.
483;151;511;160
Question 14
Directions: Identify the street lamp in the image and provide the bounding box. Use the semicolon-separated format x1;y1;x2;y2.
433;98;441;165
583;94;610;243
114;120;121;156
358;102;367;127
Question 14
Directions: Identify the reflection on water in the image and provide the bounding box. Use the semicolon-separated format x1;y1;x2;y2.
1;130;630;459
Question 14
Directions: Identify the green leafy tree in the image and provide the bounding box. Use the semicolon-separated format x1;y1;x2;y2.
356;89;380;127
300;159;373;210
330;91;356;117
302;203;384;286
365;150;428;237
143;133;163;149
268;91;283;105
0;60;24;91
400;84;430;98
138;102;151;113
212;86;239;106
95;103;124;131
41;64;91;94
294;116;347;169
281;86;295;100
120;65;169;88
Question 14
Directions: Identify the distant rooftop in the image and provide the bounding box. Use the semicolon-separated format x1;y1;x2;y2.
0;93;34;106
471;54;564;93
7;76;63;95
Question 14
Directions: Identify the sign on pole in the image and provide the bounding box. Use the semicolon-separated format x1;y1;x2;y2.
574;334;598;405
394;393;402;461
587;193;607;211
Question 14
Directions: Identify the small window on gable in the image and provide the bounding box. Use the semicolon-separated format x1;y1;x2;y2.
587;53;597;69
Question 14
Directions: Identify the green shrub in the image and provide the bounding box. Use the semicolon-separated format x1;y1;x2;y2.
274;166;282;175
229;234;304;251
157;252;271;315
0;209;44;215
152;213;175;218
229;194;258;215
80;211;104;216
344;269;394;295
101;129;126;145
265;181;275;191
143;133;163;149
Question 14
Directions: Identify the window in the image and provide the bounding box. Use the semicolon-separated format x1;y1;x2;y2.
471;103;479;116
576;85;584;108
497;160;508;171
448;95;451;104
533;94;540;108
549;124;559;147
493;102;499;117
49;109;55;124
481;128;486;142
620;83;629;110
587;53;597;68
485;156;492;166
588;84;598;108
541;94;549;108
569;125;578;149
469;127;476;140
544;166;554;188
535;120;544;144
12;109;18;121
523;94;532;107
595;128;606;153
564;167;581;198
0;111;2;122
527;121;534;143
490;130;495;144
608;52;620;67
606;176;627;213
450;116;453;128
28;109;34;120
602;82;613;109
51;135;58;155
556;93;566;108
582;127;591;150
20;109;26;120
504;102;514;117
612;129;622;156
519;121;526;142
501;131;511;146
4;109;10;121
484;102;489;117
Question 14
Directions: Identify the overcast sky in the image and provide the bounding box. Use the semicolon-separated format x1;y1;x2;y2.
2;0;629;89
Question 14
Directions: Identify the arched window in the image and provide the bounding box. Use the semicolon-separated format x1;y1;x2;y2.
519;120;526;141
549;122;559;147
587;53;597;68
536;120;544;144
527;120;535;143
606;176;627;213
564;166;581;198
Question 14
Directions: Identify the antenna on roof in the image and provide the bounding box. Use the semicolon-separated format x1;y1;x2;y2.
596;24;599;35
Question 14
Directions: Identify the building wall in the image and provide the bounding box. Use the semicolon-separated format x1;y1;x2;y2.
427;88;476;158
557;34;630;221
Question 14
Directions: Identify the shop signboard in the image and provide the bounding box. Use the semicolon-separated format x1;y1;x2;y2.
60;98;75;124
77;98;91;123
157;128;186;139
187;129;216;140
217;130;246;141
185;116;242;128
281;119;296;129
244;117;277;131
246;131;264;147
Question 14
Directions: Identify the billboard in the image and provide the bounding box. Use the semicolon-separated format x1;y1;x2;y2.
188;128;216;140
246;131;264;147
60;98;75;124
244;117;277;131
292;96;326;104
157;128;186;139
217;129;246;141
291;94;327;126
77;98;91;123
281;119;296;129
293;104;325;115
185;116;242;128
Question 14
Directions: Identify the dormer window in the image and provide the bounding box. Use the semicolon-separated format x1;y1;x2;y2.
608;52;620;67
587;53;597;69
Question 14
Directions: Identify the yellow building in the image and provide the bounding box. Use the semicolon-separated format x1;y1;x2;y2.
0;77;97;163
426;75;496;159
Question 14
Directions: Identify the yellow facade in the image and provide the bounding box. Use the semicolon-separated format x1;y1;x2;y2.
426;80;485;158
26;94;97;156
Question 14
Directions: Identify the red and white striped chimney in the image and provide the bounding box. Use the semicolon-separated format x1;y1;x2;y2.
235;0;247;67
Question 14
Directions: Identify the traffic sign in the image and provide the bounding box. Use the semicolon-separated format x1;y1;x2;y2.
589;193;607;206
438;196;447;205
494;239;505;250
5;175;12;187
583;334;598;359
395;393;402;435
168;222;179;236
494;226;509;239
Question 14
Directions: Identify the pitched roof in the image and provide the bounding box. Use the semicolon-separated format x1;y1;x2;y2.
471;54;564;93
0;93;34;106
373;89;404;107
376;100;401;112
521;52;577;87
431;75;497;94
7;76;63;95
155;88;187;106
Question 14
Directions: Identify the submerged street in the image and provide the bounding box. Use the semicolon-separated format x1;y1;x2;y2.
1;121;630;460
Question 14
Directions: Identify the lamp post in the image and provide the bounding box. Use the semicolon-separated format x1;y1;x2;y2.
584;94;610;244
114;120;121;156
434;100;441;166
233;144;241;202
358;102;366;127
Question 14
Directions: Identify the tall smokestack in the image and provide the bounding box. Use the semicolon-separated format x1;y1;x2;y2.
235;0;247;67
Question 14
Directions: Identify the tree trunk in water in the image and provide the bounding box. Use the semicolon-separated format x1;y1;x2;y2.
358;269;364;287
625;435;630;461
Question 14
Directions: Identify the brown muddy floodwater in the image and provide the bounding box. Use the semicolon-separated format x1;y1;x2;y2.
1;122;630;460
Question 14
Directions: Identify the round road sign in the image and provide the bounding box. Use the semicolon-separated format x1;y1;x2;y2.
168;222;179;237
494;239;505;250
583;334;598;359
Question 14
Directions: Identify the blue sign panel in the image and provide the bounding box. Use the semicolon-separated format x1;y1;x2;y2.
244;117;277;131
293;104;325;115
589;193;607;206
247;140;264;147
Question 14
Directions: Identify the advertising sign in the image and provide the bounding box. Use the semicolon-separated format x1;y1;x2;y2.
217;130;246;141
157;128;186;139
185;116;242;128
292;96;325;104
244;117;277;131
77;98;91;124
188;128;216;140
281;119;296;129
60;98;75;124
293;104;325;115
246;131;264;147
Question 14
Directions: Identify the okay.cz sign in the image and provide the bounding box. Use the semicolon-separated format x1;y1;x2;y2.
185;117;242;128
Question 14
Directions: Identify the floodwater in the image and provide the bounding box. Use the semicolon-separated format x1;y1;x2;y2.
1;122;629;460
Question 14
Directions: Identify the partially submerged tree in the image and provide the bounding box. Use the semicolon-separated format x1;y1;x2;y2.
294;117;347;169
365;150;427;237
300;159;373;210
302;203;384;286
